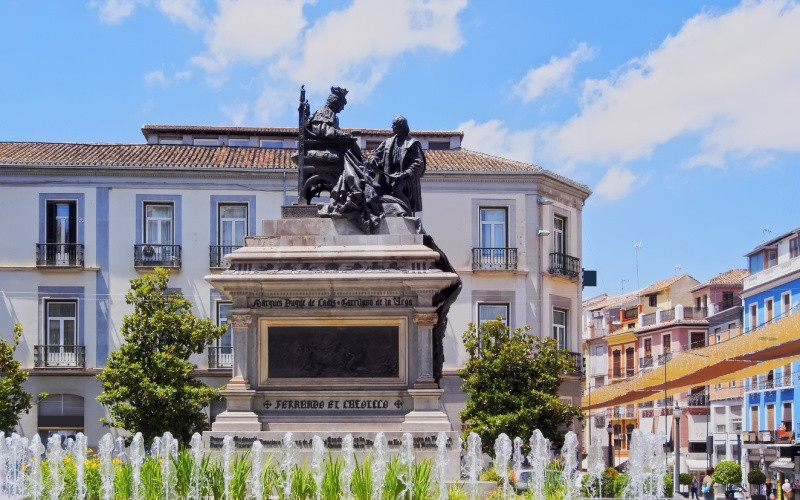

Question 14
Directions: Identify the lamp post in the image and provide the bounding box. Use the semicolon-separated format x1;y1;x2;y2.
607;422;614;468
675;402;683;494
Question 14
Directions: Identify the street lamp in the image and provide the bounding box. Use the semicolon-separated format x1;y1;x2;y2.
675;402;683;494
607;422;614;468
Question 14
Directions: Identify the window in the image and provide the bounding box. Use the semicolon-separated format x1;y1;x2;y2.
783;292;792;316
644;338;652;357
766;299;774;324
625;347;634;375
662;333;671;354
428;141;450;150
750;303;758;331
259;140;283;148
783;402;793;431
480;208;507;249
38;394;84;444
478;303;509;326
194;138;218;146
766;249;778;268
553;215;566;255
647;294;657;307
749;253;764;273
228;138;250;147
553;308;568;349
158;136;182;145
731;380;736;387
46;301;77;366
45;201;77;265
751;405;759;431
766;403;775;430
690;331;706;349
144;203;174;245
219;204;247;249
612;350;621;378
722;291;734;309
791;236;800;258
212;302;233;369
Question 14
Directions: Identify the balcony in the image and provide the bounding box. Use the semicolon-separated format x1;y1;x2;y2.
641;311;656;326
208;346;233;369
638;401;654;408
712;298;739;314
657;352;672;366
744;256;800;291
472;248;518;270
656;396;674;407
34;345;86;368
134;244;182;268
566;351;583;376
639;356;653;368
36;243;84;268
623;307;639;321
548;252;580;279
210;245;242;269
687;391;709;407
626;368;635;377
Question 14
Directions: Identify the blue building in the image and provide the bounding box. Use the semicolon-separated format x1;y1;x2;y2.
741;227;800;482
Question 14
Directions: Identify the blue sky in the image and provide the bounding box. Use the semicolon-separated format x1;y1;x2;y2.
2;0;799;298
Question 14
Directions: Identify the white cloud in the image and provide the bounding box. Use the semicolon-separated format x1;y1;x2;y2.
272;0;467;96
514;43;593;103
191;0;309;73
144;69;192;87
546;0;800;169
91;0;140;24
254;86;295;124
156;0;205;30
221;102;249;125
458;119;537;163
593;166;637;201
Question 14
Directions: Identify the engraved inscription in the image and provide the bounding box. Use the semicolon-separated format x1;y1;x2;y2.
268;326;399;378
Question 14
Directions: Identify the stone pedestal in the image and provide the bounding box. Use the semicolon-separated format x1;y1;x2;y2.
205;216;460;444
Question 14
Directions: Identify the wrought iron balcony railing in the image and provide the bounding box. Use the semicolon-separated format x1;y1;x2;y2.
639;356;653;368
657;352;672;366
566;351;583;375
687;391;709;406
134;244;182;268
472;247;518;270
34;345;86;368
36;243;84;268
549;252;580;279
207;346;233;369
210;245;242;268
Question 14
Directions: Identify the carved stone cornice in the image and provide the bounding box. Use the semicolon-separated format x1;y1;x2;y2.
413;313;439;327
228;314;253;328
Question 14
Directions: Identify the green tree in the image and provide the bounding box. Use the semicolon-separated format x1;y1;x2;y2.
97;268;227;444
459;320;582;454
713;460;743;486
0;323;44;434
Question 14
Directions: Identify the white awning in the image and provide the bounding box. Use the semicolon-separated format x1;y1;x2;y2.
685;458;712;472
769;458;795;473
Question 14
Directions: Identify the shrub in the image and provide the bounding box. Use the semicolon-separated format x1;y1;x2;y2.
680;472;694;486
714;461;743;486
748;468;767;485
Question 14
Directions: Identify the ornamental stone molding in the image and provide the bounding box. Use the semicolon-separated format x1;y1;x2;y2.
228;314;253;328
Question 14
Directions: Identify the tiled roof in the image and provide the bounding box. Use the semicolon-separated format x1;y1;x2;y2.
639;274;697;296
691;269;749;291
141;124;463;138
584;290;640;311
0;142;550;174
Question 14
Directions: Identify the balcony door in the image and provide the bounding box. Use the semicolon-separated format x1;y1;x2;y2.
215;302;233;368
46;301;77;366
553;215;566;254
219;205;247;249
144;204;174;262
46;201;76;265
480;208;507;266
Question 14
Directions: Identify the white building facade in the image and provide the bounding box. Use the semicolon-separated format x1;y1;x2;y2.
0;125;590;446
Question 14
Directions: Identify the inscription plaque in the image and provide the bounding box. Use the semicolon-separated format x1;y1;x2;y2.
267;326;399;378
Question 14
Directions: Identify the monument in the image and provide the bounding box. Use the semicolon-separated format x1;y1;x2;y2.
203;87;462;472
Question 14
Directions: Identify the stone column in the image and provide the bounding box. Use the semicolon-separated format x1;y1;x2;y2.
227;312;252;390
413;311;439;389
211;312;261;431
403;309;450;431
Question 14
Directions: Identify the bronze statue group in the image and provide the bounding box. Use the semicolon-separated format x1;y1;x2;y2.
302;86;426;233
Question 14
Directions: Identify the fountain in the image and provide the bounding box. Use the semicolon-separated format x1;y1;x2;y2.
463;432;482;500
0;426;684;499
494;433;512;498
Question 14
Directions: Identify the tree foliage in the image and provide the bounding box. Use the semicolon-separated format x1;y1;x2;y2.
0;323;43;434
713;461;743;486
96;268;228;444
747;468;766;485
459;320;582;454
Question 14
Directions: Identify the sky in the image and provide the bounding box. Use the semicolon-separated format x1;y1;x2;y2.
2;0;799;299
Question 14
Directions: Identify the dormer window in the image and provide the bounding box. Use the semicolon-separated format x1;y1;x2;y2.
428;141;450;150
228;138;250;147
194;138;218;146
259;140;283;149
